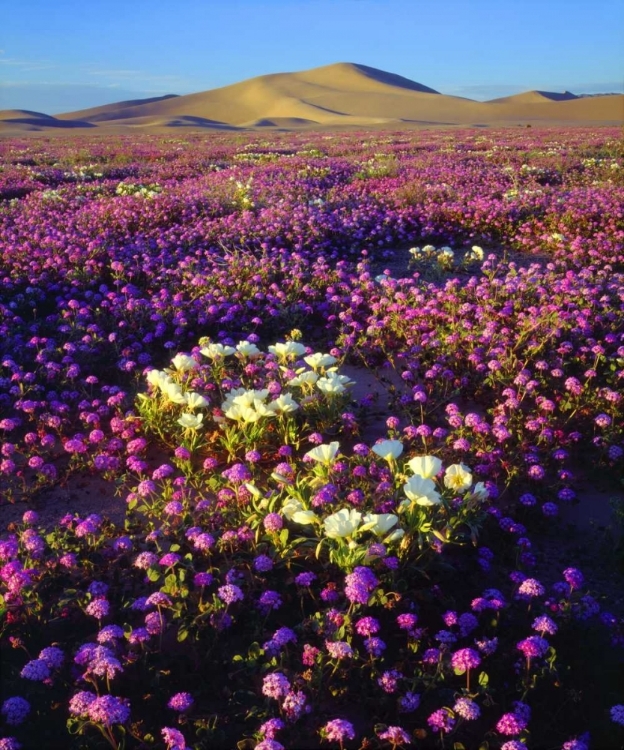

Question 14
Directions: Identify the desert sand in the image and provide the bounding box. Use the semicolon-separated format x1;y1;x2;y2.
1;62;622;134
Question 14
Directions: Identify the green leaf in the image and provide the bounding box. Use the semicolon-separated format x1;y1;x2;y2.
478;671;489;687
177;628;189;642
279;528;289;546
147;568;161;582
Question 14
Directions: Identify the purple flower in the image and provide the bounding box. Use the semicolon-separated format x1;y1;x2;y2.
259;718;285;738
398;691;421;712
517;578;545;599
262;672;291;700
295;571;317;587
281;690;308;721
134;551;158;569
254;554;274;572
69;691;97;717
85;598;110;619
453;697;480;720
20;659;50;681
263;513;283;532
168;692;194;712
610;704;624;725
355;616;380;636
38;646;64;669
0;740;21;750
532;615;558;635
378;669;402;693
344;566;378;604
194;572;213;586
97;626;125;644
326;640;354;660
87;695;131;725
496;711;527;735
563;567;584;589
365;637;387;658
427;708;455;733
218;584;244;604
1;697;30;725
517;635;549;659
146;591;173;608
161;727;189;750
450;648;481;671
255;741;284;750
377;726;410;745
159;552;181;567
322;718;356;743
258;590;282;612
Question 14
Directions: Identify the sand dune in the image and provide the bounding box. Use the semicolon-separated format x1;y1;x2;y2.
3;63;623;134
488;90;579;104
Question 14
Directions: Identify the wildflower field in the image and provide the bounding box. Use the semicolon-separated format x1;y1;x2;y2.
0;128;623;750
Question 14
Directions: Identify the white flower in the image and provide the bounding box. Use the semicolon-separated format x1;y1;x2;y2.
372;439;403;462
385;528;405;543
177;412;204;430
362;513;398;536
407;455;442;480
146;369;171;390
269;393;299;414
281;498;304;519
268;341;307;360
288;371;319;387
244;483;262;499
252;399;277;419
471;245;484;260
200;343;235;359
324;508;362;539
170;353;199;372
185;392;209;410
224;404;261;423
236;340;262;358
444;464;473;492
163;382;188;405
470;482;489;502
316;372;354;396
304;352;338;370
292;510;319;526
403;475;441;506
304;441;340;465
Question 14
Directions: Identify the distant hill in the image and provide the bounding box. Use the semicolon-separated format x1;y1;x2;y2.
2;63;623;134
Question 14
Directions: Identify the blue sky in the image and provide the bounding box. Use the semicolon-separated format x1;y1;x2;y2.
2;0;622;113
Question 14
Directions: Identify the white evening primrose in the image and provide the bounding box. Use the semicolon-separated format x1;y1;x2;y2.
316;371;353;396
362;513;398;536
236;340;262;358
288;371;319;387
304;352;338;370
268;341;307;361
304;441;340;465
403;475;441;506
281;498;304;519
385;528;405;543
470;481;489;502
444;463;473;492
163;382;188;405
372;439;404;462
268;393;299;414
252;398;277;419
224;404;259;423
407;455;442;480
185;392;209;410
471;245;484;261
200;343;235;359
324;508;362;539
146;369;170;391
177;412;204;430
170;353;199;373
292;509;320;526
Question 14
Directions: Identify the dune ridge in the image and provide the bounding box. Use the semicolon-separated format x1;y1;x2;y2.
2;63;622;134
